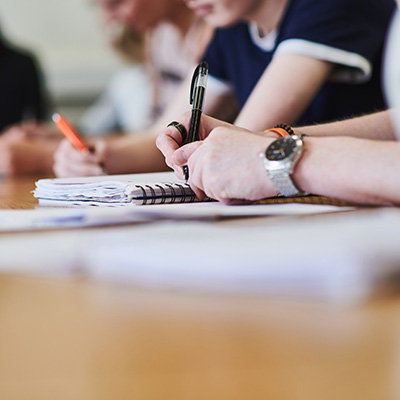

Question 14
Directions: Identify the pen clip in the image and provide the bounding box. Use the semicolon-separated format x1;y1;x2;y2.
190;63;201;105
190;61;209;105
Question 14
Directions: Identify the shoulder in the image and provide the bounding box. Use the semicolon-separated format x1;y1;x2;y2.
285;0;394;22
280;0;395;45
1;44;39;72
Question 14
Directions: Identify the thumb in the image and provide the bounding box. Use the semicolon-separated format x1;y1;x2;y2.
172;141;202;166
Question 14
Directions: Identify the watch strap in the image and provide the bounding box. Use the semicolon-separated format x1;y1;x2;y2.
261;134;306;197
266;170;301;197
264;128;291;137
273;124;295;135
264;124;295;138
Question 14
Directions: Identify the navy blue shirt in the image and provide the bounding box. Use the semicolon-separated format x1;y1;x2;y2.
204;0;395;125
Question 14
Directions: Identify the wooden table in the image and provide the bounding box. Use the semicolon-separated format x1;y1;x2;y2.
0;176;399;400
0;175;39;209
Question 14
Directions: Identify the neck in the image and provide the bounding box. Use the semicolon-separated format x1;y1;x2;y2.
246;0;289;36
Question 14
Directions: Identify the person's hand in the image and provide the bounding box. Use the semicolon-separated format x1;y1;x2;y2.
53;138;107;177
156;114;234;177
2;121;57;140
0;133;58;176
158;115;279;204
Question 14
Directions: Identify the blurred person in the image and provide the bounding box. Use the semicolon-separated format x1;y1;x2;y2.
0;25;60;176
78;27;150;134
0;0;212;177
54;0;395;178
155;5;400;206
0;26;48;131
79;0;214;135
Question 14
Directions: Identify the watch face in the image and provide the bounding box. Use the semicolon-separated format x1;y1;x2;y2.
265;137;297;161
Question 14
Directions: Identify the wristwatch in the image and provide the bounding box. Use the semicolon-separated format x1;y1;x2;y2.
260;134;306;197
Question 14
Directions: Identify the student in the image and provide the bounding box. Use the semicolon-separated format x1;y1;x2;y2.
78;27;150;134
155;4;400;206
0;26;60;176
0;0;211;177
80;0;213;135
53;0;395;177
0;27;49;131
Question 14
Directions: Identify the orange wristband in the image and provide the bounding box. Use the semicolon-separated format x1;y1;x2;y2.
264;127;291;137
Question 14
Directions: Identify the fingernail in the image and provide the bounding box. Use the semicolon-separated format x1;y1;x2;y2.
180;149;188;162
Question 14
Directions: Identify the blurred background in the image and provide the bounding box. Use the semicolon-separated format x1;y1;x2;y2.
0;0;120;123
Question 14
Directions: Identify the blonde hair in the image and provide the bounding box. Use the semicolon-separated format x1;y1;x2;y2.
111;26;146;64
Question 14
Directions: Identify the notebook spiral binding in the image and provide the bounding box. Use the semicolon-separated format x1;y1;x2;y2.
133;183;211;205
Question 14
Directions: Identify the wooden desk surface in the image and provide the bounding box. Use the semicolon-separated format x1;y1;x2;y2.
0;176;399;400
0;175;38;209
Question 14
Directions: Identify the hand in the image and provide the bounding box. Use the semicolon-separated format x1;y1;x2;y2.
156;114;235;177
2;121;57;140
158;115;279;204
53;138;107;177
0;133;59;176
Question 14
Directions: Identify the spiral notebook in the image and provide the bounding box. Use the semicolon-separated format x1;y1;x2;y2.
34;171;353;208
34;171;212;206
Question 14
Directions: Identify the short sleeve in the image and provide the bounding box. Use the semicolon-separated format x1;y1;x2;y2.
275;0;395;82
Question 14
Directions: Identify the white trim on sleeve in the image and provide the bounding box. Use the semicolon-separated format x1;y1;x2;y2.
206;74;234;96
275;39;372;84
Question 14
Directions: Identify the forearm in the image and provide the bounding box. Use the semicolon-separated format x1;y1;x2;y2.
104;133;170;174
294;136;400;204
37;139;62;173
295;110;395;140
234;54;333;131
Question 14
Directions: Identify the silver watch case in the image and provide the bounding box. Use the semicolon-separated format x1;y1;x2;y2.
260;135;304;197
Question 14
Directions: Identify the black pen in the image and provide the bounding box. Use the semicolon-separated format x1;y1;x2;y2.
184;61;208;180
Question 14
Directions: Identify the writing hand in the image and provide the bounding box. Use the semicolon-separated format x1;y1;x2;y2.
156;114;235;179
53;138;107;177
172;123;278;204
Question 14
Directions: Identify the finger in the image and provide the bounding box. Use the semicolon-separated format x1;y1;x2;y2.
53;158;104;177
156;130;178;167
196;115;236;140
188;184;207;201
167;121;187;142
53;139;103;177
171;165;186;181
62;139;99;163
91;140;108;174
179;145;207;200
172;141;203;167
156;123;186;159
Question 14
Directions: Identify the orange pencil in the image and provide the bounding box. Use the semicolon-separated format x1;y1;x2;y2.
52;113;91;153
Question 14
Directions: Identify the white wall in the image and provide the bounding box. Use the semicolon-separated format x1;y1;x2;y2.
0;0;120;108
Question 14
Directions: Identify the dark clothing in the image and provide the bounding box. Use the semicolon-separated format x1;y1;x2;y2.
204;0;396;125
0;42;49;131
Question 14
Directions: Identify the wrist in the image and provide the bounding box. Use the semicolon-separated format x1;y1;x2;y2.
291;135;316;195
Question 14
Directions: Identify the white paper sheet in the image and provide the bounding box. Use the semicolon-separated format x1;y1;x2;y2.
0;208;400;304
0;202;353;231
